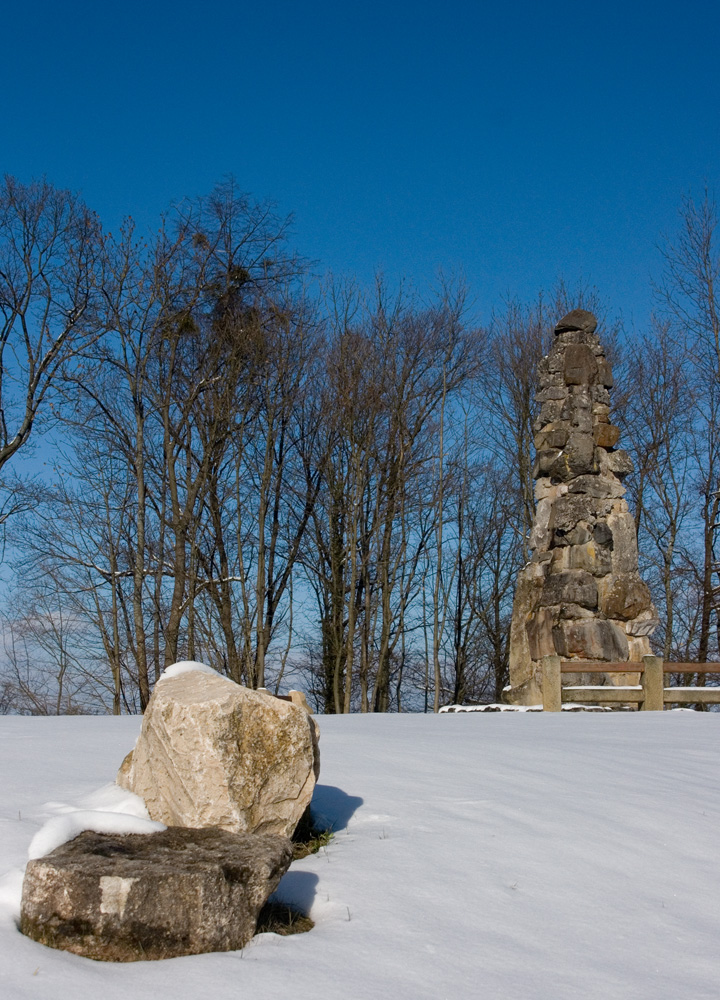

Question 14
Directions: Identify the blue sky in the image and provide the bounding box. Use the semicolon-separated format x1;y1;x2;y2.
2;0;718;330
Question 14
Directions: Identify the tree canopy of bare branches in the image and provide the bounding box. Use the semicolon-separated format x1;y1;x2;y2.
2;179;719;715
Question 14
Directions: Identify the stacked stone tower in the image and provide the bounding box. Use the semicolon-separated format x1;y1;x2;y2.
506;309;657;706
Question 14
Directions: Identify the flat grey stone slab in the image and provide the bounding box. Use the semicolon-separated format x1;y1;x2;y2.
21;826;293;962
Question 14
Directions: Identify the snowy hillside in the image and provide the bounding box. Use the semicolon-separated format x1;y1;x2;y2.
1;712;718;1000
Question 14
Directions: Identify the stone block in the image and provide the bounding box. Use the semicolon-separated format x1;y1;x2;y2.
626;616;660;637
526;607;556;660
606;512;639;573
534;478;557;501
563;330;601;348
550;546;570;568
560;395;574;420
596;360;614;388
538;399;564;425
538;369;565;387
503;668;543;707
605;449;634;477
529;528;552;553
553;495;599;533
535;387;568;402
565;432;597;474
594;423;621;448
563;521;593;545
529;526;551;552
552;619;629;661
627;636;653;661
572;409;593;433
592;521;613;547
531;550;554;565
541;452;572;482
529;497;554;546
557;602;598;620
20;827;293;961
592;403;610;421
568;474;625;499
543;442;598;482
565;541;613;576
541;570;597;609
533;449;563;478
598;573;654;621
570;386;593;409
547;351;565;373
508;563;548;687
564;344;599;385
592;386;611;405
534;420;571;450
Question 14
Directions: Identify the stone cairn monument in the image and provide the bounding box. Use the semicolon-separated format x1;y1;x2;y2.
506;309;658;706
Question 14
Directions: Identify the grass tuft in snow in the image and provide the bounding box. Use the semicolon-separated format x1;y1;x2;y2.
255;902;315;936
291;809;334;860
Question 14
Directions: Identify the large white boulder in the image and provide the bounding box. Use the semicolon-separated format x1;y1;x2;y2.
117;669;319;839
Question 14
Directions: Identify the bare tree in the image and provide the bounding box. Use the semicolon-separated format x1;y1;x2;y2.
301;280;482;713
0;579;113;715
618;319;694;661
12;181;307;711
656;191;720;665
0;177;101;472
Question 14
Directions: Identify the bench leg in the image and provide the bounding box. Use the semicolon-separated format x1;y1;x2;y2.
542;655;562;712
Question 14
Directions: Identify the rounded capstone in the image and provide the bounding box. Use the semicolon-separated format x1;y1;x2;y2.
554;309;598;336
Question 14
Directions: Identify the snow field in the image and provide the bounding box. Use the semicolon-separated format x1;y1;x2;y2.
0;712;718;999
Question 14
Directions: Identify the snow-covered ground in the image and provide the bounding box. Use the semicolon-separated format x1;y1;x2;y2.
1;711;719;999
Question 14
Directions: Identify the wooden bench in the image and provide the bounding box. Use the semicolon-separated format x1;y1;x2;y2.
540;656;720;711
